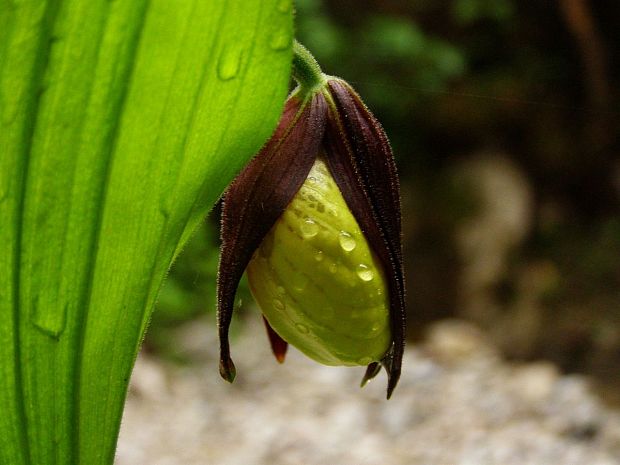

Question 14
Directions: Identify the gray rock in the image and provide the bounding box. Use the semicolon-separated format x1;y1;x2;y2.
117;318;620;465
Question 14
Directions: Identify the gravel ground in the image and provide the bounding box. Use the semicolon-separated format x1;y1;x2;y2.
116;318;620;465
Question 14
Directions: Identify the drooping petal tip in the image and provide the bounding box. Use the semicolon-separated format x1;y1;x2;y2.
219;357;236;383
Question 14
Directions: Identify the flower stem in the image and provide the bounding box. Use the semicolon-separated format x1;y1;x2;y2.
291;40;326;95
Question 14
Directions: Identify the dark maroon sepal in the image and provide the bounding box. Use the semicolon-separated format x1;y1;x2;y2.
323;79;406;399
217;92;328;383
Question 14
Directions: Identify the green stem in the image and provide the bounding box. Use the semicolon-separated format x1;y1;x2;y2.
291;40;326;94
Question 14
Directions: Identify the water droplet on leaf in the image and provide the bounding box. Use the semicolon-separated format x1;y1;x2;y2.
277;0;291;13
269;27;292;51
217;45;243;81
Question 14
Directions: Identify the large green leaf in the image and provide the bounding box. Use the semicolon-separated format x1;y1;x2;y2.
0;0;292;463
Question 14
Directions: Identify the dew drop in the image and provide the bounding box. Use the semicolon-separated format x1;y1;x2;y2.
31;299;67;339
295;323;309;334
217;45;243;81
292;274;309;291
269;27;292;51
307;176;317;184
314;250;324;262
277;0;291;13
329;262;338;274
338;231;356;252
356;264;374;281
300;218;319;238
273;299;285;311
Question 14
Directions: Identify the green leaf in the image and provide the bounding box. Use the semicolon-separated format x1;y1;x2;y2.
0;1;293;464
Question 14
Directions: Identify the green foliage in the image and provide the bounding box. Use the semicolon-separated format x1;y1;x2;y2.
0;1;293;463
452;0;515;25
295;0;467;140
156;221;221;325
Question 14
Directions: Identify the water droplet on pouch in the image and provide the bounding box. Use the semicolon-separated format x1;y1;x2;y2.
314;250;324;261
295;323;309;334
329;262;338;274
273;299;285;311
293;274;308;291
356;264;374;281
276;286;285;295
338;231;356;252
217;45;243;81
300;218;319;238
307;176;317;184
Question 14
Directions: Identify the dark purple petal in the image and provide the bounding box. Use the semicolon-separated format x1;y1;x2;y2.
217;92;328;382
323;79;406;398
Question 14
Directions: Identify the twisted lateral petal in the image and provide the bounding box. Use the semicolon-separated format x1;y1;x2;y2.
323;79;406;398
217;92;328;382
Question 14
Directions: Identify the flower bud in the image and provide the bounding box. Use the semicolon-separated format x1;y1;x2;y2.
217;66;405;398
246;155;391;367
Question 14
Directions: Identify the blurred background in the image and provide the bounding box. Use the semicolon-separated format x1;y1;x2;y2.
147;0;619;405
